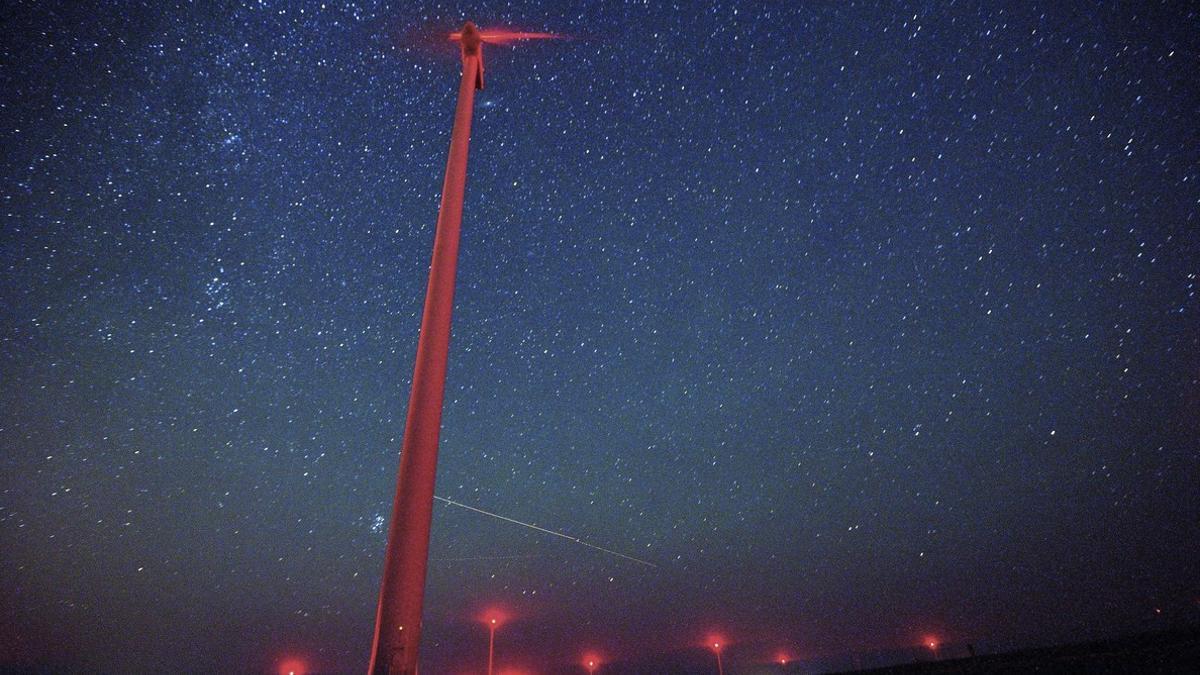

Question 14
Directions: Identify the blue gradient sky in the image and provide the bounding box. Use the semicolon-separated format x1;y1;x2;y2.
2;2;1198;673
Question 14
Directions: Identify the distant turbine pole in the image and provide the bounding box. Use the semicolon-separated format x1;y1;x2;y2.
368;22;484;675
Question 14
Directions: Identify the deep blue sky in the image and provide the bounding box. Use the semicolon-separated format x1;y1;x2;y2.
2;1;1198;673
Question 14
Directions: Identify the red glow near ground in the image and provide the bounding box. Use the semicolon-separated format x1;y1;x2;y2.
705;632;727;651
479;605;511;627
449;28;566;44
581;650;603;671
277;657;307;675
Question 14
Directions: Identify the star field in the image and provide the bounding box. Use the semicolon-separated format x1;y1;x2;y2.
2;2;1198;673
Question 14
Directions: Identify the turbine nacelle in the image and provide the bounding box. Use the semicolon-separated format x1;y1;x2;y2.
449;22;565;90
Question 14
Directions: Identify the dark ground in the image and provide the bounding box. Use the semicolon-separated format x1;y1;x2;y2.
1;626;1197;673
830;626;1200;675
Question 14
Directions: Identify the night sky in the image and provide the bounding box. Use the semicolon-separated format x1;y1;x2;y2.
2;1;1198;673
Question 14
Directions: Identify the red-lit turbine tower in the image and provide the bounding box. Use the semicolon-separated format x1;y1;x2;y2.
368;22;557;675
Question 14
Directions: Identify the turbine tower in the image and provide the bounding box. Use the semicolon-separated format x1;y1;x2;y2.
368;22;556;675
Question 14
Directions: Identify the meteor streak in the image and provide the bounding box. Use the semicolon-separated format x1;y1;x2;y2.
434;495;658;568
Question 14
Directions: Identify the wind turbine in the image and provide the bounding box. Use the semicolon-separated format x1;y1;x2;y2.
367;22;561;675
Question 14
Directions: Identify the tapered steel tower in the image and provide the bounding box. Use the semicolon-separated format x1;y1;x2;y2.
367;22;482;675
368;22;557;674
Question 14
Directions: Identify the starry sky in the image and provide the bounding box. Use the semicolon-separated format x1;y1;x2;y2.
2;1;1198;673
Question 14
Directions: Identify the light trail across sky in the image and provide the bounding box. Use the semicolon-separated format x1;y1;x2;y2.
434;495;658;568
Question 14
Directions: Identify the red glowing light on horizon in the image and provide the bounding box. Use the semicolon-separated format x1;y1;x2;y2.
479;606;511;627
705;633;727;652
449;28;567;44
582;650;603;670
277;657;307;675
